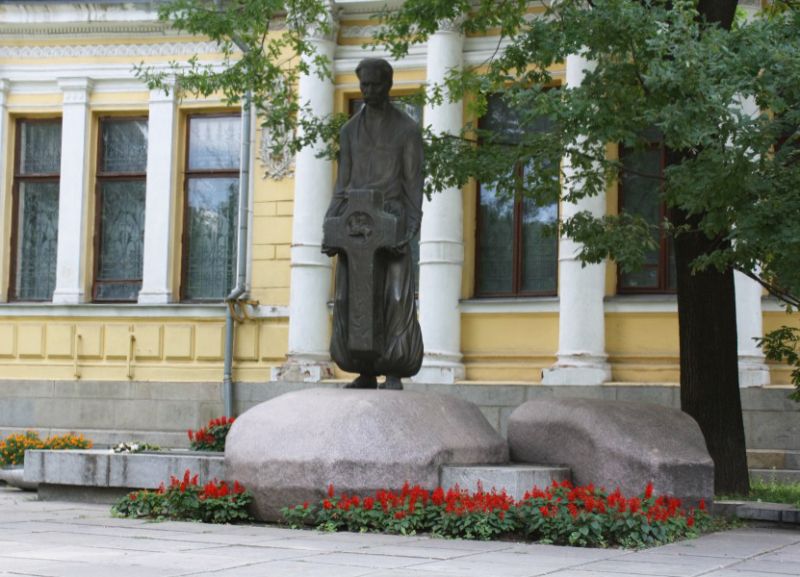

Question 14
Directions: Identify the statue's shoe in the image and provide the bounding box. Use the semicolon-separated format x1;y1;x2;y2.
378;376;403;390
344;375;378;389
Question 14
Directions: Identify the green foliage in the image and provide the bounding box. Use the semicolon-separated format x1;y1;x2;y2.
0;431;93;467
719;477;800;508
136;0;340;159
757;326;800;401
281;480;711;548
112;469;254;524
375;0;800;297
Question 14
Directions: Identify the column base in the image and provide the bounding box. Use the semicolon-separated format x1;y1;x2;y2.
51;289;85;305
541;357;611;386
739;357;771;388
272;357;335;383
137;290;173;305
412;355;465;384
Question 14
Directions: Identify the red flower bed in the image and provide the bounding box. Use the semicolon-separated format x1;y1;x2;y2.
112;469;252;524
188;416;235;452
282;479;710;547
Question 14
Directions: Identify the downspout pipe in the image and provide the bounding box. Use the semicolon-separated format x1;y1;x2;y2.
223;90;252;418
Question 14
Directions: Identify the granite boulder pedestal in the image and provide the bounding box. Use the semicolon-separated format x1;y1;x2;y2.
225;388;509;521
507;398;714;504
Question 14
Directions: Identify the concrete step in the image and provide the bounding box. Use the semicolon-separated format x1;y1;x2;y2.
439;465;571;500
747;449;800;471
750;468;800;484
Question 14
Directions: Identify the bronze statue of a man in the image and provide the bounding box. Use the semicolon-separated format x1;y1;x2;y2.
322;58;424;390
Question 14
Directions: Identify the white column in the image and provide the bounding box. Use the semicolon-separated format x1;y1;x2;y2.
542;54;611;385
274;16;337;382
139;82;178;304
735;272;769;387
0;80;9;303
732;95;769;387
413;21;466;384
52;78;92;305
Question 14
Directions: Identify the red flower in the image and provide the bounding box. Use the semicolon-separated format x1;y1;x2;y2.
539;506;550;517
698;499;706;511
394;511;406;520
363;497;374;510
302;501;310;510
687;515;695;527
645;482;654;500
128;492;138;501
328;483;335;498
322;499;333;510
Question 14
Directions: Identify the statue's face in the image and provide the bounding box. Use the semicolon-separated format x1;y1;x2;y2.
358;66;391;107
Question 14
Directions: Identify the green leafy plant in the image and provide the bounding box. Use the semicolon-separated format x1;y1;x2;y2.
0;431;92;467
720;477;800;509
112;469;253;524
757;326;800;401
188;417;235;452
281;480;711;548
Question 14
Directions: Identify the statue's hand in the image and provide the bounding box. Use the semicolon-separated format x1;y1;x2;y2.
385;236;410;257
321;244;338;257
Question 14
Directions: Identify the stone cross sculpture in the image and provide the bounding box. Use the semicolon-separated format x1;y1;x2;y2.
323;189;398;358
321;57;424;390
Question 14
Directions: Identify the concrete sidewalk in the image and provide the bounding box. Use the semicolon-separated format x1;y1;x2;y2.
0;486;798;577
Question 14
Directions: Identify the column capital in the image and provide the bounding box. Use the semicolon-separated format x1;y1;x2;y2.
436;15;466;34
298;0;339;43
149;77;177;104
58;77;93;104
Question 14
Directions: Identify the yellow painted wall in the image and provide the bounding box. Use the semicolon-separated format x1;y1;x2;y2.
0;316;287;382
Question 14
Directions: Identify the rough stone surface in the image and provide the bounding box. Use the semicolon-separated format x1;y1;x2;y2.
225;388;509;521
507;399;714;503
440;464;571;501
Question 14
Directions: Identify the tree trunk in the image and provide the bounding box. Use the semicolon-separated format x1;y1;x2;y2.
671;205;750;495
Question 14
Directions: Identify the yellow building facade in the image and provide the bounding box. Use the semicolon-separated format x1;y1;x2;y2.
0;1;797;448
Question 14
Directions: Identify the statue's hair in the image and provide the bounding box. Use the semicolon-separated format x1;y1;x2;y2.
355;58;394;85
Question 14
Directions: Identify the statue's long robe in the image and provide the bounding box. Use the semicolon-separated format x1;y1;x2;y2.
325;104;424;377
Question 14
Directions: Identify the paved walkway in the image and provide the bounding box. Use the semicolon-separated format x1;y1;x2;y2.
1;486;798;577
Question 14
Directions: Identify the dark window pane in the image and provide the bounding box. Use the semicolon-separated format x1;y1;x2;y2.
15;182;59;300
476;95;558;296
188;116;241;170
101;120;148;173
95;180;146;301
620;146;674;291
19;121;61;175
520;198;558;293
621;267;659;289
478;184;514;293
184;177;239;300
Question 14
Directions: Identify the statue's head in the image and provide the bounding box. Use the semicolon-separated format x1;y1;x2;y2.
356;58;393;108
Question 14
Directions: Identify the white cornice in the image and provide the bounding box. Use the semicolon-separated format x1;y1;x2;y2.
0;41;224;59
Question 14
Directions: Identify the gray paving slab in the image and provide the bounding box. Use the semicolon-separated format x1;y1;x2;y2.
1;486;800;577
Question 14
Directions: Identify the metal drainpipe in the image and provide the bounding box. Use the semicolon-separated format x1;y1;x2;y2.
222;91;252;418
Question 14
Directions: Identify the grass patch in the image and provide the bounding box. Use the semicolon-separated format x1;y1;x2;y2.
718;478;800;508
